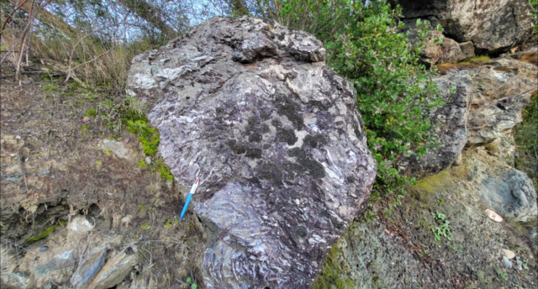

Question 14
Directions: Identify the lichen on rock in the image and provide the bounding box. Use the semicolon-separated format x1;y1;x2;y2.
127;16;377;288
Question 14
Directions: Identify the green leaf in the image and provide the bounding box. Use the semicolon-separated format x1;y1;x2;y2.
186;277;191;283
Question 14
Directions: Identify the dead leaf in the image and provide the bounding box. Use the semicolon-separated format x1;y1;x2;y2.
124;137;130;144
82;116;90;122
384;229;390;234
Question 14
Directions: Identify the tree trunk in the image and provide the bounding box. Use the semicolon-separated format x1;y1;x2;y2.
117;0;178;39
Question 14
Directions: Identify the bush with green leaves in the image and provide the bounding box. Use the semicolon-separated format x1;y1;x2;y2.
529;0;538;34
514;94;538;187
280;0;443;198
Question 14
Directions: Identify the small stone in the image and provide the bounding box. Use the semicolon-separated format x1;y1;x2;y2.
39;246;48;252
15;135;21;139
121;215;133;226
503;255;513;268
502;249;516;259
71;248;107;288
68;215;94;232
516;256;523;271
86;246;139;289
145;156;151;164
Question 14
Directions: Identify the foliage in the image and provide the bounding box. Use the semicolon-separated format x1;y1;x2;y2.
184;276;198;289
154;159;174;180
431;211;451;241
126;119;160;155
514;94;538;187
530;0;538;34
277;1;442;198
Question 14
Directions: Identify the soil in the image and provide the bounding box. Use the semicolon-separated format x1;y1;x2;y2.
317;148;538;289
0;73;207;288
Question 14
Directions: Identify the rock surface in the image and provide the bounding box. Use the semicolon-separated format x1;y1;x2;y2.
404;51;537;180
326;148;537;288
127;16;377;288
480;169;537;222
467;59;537;145
394;0;535;54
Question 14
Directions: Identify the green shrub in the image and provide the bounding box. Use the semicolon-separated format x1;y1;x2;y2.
514;94;538;186
280;0;443;197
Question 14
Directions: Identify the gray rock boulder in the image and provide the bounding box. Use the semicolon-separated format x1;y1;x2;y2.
127;16;377;288
394;0;535;54
400;71;472;179
480;169;538;222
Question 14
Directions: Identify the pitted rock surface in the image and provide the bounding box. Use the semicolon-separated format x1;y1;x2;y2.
126;16;376;288
467;58;537;145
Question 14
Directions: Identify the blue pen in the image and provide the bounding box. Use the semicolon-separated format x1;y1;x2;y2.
180;178;199;218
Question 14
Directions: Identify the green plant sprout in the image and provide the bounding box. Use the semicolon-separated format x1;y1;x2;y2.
431;211;451;241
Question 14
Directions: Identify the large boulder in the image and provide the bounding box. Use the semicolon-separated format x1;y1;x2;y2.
126;16;377;288
394;0;535;54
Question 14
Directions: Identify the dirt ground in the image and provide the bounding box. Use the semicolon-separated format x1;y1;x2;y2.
0;73;207;288
320;148;538;289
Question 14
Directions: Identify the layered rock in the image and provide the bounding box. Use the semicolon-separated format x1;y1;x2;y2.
404;50;537;179
394;0;535;54
467;58;537;145
127;16;377;288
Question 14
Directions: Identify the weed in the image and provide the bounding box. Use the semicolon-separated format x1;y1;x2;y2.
84;109;97;117
138;159;147;168
126;120;160;155
183;277;198;289
140;223;151;232
452;244;463;254
495;268;507;280
431;211;451;241
80;126;89;134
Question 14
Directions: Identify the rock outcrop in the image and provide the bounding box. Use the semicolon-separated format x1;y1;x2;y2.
403;19;475;66
467;58;537;145
394;0;535;54
405;48;537;180
127;16;377;288
326;148;538;288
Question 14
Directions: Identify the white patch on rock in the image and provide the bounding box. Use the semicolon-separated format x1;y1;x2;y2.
68;216;94;232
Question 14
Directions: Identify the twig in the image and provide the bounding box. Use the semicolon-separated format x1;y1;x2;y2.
0;0;29;38
17;136;28;194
